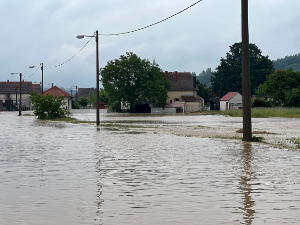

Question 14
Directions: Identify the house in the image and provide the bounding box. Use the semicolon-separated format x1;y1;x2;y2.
164;71;204;113
219;92;243;111
0;80;41;111
43;86;73;111
77;88;96;100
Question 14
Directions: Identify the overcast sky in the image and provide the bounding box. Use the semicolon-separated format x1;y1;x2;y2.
1;0;299;89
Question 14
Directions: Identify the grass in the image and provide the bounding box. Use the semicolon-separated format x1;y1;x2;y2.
222;107;300;118
290;137;300;149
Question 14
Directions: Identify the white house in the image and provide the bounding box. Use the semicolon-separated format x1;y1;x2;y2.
43;86;73;111
220;92;242;111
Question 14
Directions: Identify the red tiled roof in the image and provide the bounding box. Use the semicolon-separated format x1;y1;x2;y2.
220;92;239;101
43;86;72;98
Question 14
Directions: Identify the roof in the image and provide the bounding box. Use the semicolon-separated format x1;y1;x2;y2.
0;80;41;95
220;92;240;101
43;86;73;98
77;88;96;99
165;71;197;91
166;102;185;108
181;95;204;103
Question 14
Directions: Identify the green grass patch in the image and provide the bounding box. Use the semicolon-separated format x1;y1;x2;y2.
290;137;300;149
222;107;300;118
252;136;264;142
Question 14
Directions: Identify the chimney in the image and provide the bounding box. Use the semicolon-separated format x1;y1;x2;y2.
7;80;9;82
52;83;53;87
193;76;196;89
175;71;178;81
165;71;168;79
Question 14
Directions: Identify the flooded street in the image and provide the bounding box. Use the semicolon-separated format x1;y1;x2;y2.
1;111;300;224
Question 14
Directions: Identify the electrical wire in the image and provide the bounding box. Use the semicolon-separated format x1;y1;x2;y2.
99;0;202;36
45;36;93;68
32;0;202;70
27;66;41;78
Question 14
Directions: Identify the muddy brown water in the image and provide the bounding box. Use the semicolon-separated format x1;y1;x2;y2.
1;111;300;224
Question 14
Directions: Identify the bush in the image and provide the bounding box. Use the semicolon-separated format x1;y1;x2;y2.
30;92;69;119
251;98;274;108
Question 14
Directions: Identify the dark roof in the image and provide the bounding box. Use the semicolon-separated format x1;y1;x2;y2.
44;86;72;98
220;92;239;101
165;71;197;91
182;95;204;102
0;80;41;95
77;88;96;99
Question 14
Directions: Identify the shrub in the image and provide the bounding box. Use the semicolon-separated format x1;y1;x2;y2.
30;92;69;119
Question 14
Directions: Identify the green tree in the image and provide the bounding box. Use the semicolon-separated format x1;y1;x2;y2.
99;88;108;103
30;92;68;119
197;68;213;87
79;96;88;108
72;100;80;109
211;42;274;97
196;80;212;100
100;52;171;109
259;69;300;106
88;92;97;106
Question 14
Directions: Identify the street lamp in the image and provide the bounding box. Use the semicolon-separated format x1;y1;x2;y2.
76;30;100;126
29;63;44;96
10;73;22;116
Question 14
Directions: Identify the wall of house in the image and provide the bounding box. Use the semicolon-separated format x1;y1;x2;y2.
0;93;33;109
220;101;228;111
229;94;243;109
185;102;201;112
63;97;72;112
167;91;195;103
229;94;243;104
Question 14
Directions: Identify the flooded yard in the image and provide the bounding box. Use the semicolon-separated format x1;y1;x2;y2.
1;111;300;224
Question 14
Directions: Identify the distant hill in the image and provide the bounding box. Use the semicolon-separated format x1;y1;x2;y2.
273;53;300;71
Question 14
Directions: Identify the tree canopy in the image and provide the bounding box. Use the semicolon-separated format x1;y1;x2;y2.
211;42;274;97
256;68;300;107
100;52;171;110
197;68;213;87
196;80;212;101
30;92;69;119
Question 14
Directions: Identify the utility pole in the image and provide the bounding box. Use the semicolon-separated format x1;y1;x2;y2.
19;73;22;116
241;0;252;141
76;85;78;101
41;63;44;96
96;30;100;126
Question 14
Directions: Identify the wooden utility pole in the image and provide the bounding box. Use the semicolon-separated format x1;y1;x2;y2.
241;0;252;141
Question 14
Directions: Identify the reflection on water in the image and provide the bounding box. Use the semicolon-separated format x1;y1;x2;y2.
1;112;300;225
239;142;255;225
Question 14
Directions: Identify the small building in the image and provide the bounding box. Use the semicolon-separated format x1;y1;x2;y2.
43;86;73;111
219;92;242;111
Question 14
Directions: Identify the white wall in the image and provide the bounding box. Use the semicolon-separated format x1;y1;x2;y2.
220;101;228;111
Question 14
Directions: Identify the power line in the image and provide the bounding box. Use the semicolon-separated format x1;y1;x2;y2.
45;37;93;69
99;0;203;36
35;1;202;70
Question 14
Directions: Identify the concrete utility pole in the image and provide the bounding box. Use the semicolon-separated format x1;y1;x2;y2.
241;0;252;141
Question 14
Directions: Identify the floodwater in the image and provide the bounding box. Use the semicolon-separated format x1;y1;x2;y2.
1;111;300;225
